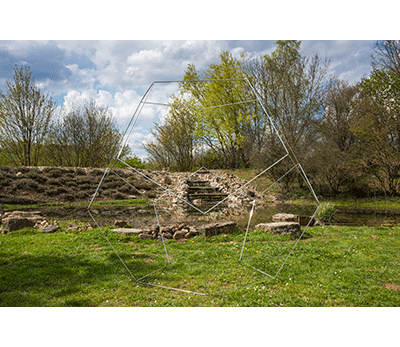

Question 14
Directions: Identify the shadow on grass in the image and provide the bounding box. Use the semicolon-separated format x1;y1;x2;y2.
0;250;164;307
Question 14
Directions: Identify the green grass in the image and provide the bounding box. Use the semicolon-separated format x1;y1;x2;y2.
331;196;400;210
0;224;399;306
2;198;149;211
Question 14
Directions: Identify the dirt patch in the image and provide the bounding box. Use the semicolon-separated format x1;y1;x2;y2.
383;283;399;291
370;235;378;239
90;246;106;251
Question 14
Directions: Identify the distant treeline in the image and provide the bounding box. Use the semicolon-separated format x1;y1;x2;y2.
1;40;400;198
144;40;400;197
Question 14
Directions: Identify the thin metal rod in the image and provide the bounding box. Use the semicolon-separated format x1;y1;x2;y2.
136;265;168;282
119;158;206;215
245;77;290;156
204;153;289;214
88;210;138;282
142;101;169;107
298;163;320;205
137;280;207;296
259;163;299;197
272;204;321;279
199;99;258;110
246;265;275;279
88;167;109;209
153;202;170;263
239;200;256;261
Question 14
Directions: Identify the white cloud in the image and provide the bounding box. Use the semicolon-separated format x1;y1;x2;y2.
2;40;380;157
123;132;155;159
302;40;374;84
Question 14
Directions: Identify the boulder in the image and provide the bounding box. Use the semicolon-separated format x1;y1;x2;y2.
255;222;301;235
173;230;187;240
1;211;45;233
139;233;154;240
160;225;173;233
161;232;173;239
272;213;298;223
149;224;160;233
114;219;129;228
163;176;172;185
2;218;36;233
38;221;59;233
203;221;237;237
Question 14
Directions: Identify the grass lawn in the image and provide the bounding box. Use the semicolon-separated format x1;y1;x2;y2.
1;221;399;307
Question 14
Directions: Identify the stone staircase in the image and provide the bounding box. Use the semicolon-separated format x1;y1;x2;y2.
187;180;228;208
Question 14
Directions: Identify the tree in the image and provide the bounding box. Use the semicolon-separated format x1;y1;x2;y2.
48;100;124;167
249;40;330;190
351;69;400;196
0;65;56;166
372;40;400;86
181;50;256;169
311;79;359;196
144;94;198;172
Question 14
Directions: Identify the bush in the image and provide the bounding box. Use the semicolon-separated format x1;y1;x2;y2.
59;193;75;202
75;176;92;184
102;180;120;190
47;178;65;187
75;168;86;176
0;165;16;174
90;168;105;177
43;167;64;178
25;170;47;183
12;178;39;191
316;202;336;223
46;186;68;196
112;191;125;200
79;183;94;191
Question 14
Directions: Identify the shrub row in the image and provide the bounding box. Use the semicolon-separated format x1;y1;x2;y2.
0;165;158;203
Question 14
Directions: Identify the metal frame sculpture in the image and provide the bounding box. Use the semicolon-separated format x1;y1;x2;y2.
87;78;320;295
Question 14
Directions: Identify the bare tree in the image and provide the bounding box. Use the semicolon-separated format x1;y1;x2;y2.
0;65;56;166
48;100;124;167
144;95;198;171
372;40;400;82
312;79;359;195
249;41;330;190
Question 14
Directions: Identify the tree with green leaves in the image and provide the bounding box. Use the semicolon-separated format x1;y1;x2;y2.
181;50;257;169
0;65;56;166
352;69;400;195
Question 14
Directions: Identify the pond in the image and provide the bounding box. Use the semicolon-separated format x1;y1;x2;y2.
20;201;400;229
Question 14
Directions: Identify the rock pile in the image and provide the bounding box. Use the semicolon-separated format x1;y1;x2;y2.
138;223;200;241
113;221;237;241
146;170;258;208
1;210;59;233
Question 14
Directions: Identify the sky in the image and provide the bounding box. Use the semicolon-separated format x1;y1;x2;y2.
0;40;378;158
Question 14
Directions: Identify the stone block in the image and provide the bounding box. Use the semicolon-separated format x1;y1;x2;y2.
255;222;301;235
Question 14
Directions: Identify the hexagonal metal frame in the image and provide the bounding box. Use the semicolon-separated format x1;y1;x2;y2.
87;78;320;295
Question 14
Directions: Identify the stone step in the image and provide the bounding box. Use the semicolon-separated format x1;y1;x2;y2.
188;186;220;194
189;193;229;201
187;180;210;187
